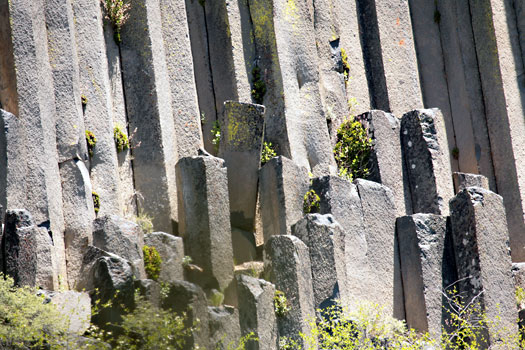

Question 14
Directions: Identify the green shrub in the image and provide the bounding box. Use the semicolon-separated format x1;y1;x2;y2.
86;130;97;158
92;191;101;214
114;125;130;153
333;117;372;181
303;189;320;214
261;141;277;165
341;47;350;84
133;211;154;234
251;66;266;105
143;245;162;281
210;289;225;307
211;120;221;152
101;0;131;43
274;290;290;318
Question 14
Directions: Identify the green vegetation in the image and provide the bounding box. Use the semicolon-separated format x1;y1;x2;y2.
303;189;320;214
182;255;193;267
81;94;88;106
101;0;131;43
211;120;221;153
333;117;372;181
517;286;525;309
143;245;162;281
92;191;101;214
134;211;154;234
251;66;267;105
341;47;350;85
198;0;205;7
261;141;277;165
85;130;97;158
210;289;225;307
114;125;130;153
274;290;290;318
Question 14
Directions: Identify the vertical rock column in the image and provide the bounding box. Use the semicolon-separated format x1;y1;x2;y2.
176;154;234;292
469;0;525;261
258;156;309;244
401;109;454;216
0;0;67;281
159;0;203;158
397;214;447;337
73;0;121;216
249;0;336;176
120;0;179;233
357;0;422;115
450;187;517;344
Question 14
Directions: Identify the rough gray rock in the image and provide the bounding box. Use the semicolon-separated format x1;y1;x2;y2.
3;210;59;290
0;0;67;280
60;159;95;289
358;110;408;215
266;235;315;346
232;227;257;264
356;0;422;115
45;290;91;335
259;156;309;244
209;306;242;350
120;0;179;233
144;232;184;283
92;215;146;279
219;101;265;232
176;155;234;291
159;0;203;158
450;187;517;343
72;0;121;216
354;179;397;315
397;214;447;337
453;172;490;193
135;279;162;308
162;280;210;350
237;275;278;350
401;109;454;216
291;214;347;309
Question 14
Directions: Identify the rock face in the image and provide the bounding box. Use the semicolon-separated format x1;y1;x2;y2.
397;214;447;337
453;172;490;193
46;290;92;335
144;232;184;283
449;187;517;344
237;275;278;350
401;109;454;216
208;306;242;350
176;154;234;291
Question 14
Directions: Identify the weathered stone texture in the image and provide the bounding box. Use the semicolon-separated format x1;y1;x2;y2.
397;214;447;337
259;156;309;244
160;0;203;158
46;290;92;335
60;159;95;289
291;214;347;309
453;172;490;193
92;215;146;279
450;187;517;342
401;109;454;216
357;0;422;115
144;232;184;283
120;0;179;233
358;110;408;215
266;235;315;345
219;101;265;232
237;275;278;350
176;155;234;291
209;306;242;350
73;0;121;216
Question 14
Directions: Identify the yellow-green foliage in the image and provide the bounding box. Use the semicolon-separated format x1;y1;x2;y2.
341;47;350;84
333;117;372;181
81;94;88;106
114;125;130;153
517;286;525;309
134;212;154;234
211;120;221;152
210;289;225;307
143;245;162;281
92;191;100;214
251;66;266;104
261;141;277;165
101;0;131;43
0;274;67;349
303;189;320;214
85;130;97;158
274;290;290;318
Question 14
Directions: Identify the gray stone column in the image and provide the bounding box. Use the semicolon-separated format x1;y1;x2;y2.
120;0;179;233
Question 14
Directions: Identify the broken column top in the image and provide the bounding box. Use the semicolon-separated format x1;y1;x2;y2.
453;172;490;193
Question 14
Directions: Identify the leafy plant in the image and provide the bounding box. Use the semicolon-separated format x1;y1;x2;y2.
210;289;225;307
251;66;266;105
182;255;193;267
101;0;131;44
143;245;162;281
211;120;221;153
261;141;277;165
341;47;350;84
92;191;101;214
274;290;290;318
333;117;372;181
81;94;88;106
303;189;320;214
114;125;130;153
85;130;97;158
